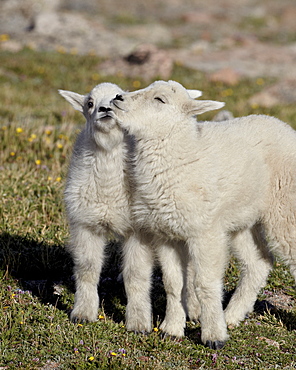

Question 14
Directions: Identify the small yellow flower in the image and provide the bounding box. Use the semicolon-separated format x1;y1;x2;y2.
16;127;23;134
92;73;100;81
16;156;22;161
56;143;63;149
221;88;233;97
31;134;37;139
0;34;10;42
10;152;15;156
256;78;264;85
11;293;16;298
88;356;95;361
110;352;117;357
153;327;159;332
55;177;62;182
98;314;104;319
45;129;52;135
77;323;83;327
35;159;41;165
20;321;24;325
48;176;53;181
132;80;141;88
56;46;66;54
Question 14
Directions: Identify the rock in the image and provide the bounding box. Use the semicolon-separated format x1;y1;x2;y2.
99;44;173;81
249;79;296;107
118;24;173;47
172;42;296;80
209;67;241;85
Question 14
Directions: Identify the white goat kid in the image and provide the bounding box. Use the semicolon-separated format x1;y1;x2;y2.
59;83;131;323
111;80;295;349
59;82;203;337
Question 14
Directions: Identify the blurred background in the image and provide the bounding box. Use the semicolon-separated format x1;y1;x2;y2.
1;0;296;107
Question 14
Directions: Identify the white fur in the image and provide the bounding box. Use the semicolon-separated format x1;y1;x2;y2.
59;82;203;336
111;80;296;348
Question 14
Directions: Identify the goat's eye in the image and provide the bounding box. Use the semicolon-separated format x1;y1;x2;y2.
115;94;124;101
154;97;165;104
87;101;94;109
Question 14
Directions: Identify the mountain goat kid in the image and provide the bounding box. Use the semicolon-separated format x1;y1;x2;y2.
111;80;296;349
59;82;205;337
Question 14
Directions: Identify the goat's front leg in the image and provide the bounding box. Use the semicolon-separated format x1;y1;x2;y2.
157;241;188;338
189;230;229;349
68;226;106;323
122;233;154;334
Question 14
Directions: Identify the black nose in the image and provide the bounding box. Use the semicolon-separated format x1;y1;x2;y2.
114;94;124;101
98;106;112;112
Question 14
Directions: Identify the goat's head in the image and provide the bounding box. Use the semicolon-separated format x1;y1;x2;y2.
59;83;125;150
111;80;224;137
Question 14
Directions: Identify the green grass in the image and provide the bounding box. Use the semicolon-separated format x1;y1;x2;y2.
0;48;296;369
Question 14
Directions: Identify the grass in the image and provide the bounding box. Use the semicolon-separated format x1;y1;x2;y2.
0;48;296;369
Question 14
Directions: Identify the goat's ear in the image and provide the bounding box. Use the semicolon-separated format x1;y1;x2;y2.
188;100;225;116
187;89;202;99
58;90;85;113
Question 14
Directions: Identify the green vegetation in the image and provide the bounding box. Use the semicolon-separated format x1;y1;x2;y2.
0;48;295;369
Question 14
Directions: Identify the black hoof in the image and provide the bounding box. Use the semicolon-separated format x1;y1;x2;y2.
71;316;88;324
205;340;226;350
132;330;149;336
160;332;177;341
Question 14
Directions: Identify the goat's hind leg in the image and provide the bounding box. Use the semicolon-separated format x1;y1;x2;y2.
224;225;273;326
69;226;106;323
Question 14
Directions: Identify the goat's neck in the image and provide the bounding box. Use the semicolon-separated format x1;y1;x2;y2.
133;122;199;180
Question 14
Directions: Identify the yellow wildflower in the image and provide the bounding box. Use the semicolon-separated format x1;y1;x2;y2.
35;159;41;165
153;327;159;332
98;314;104;319
56;143;63;149
56;46;66;54
0;34;10;42
16;127;23;134
56;177;62;182
88;356;95;361
221;88;233;97
256;78;264;85
133;80;141;88
92;73;100;81
10;152;15;156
